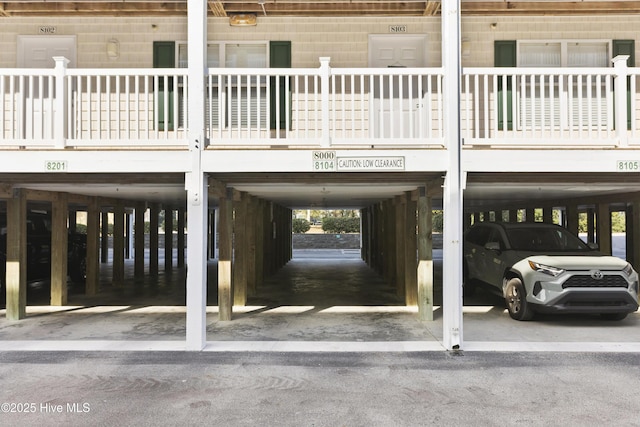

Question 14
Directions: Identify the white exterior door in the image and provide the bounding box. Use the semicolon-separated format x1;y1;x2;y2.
16;36;76;140
369;35;428;138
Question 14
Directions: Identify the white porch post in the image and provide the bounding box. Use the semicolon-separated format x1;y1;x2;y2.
319;57;331;147
613;55;630;147
185;0;208;351
53;56;69;149
442;0;464;350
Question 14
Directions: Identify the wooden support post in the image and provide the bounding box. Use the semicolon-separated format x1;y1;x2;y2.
418;188;433;321
247;196;257;295
177;207;186;268
405;191;418;306
509;209;518;223
218;190;233;321
113;203;125;288
525;207;535;222
50;193;69;306
395;195;406;297
384;200;396;285
165;207;173;271
233;192;248;306
597;203;612;255
149;203;159;276
566;204;579;236
255;200;265;287
100;211;109;263
6;189;27;320
85;197;100;296
472;212;480;224
587;207;596;243
632;201;640;269
626;204;634;263
134;203;146;280
543;207;553;224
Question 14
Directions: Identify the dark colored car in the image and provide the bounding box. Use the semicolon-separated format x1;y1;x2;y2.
0;210;86;293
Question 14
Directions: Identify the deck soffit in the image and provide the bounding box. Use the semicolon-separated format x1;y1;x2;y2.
0;1;639;17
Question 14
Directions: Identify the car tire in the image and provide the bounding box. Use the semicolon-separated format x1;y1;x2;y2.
600;313;628;321
505;278;534;321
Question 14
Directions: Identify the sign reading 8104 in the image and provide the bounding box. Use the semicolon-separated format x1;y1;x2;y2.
312;151;336;171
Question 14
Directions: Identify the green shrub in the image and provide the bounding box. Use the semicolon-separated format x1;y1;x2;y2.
321;217;360;233
292;218;311;234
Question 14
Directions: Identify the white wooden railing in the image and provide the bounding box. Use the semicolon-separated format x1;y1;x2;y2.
1;55;638;149
461;55;639;146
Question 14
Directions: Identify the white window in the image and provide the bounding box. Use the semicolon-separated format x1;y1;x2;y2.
516;40;611;130
177;42;269;129
518;40;611;68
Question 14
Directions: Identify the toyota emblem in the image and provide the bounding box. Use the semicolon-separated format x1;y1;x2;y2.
591;270;604;280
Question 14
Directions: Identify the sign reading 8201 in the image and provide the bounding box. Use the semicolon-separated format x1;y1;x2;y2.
617;160;640;171
312;151;336;171
45;160;68;172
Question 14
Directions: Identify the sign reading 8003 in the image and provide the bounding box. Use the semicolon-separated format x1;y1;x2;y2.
312;151;336;171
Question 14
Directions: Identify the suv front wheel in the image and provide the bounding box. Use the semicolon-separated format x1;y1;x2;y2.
505;277;534;321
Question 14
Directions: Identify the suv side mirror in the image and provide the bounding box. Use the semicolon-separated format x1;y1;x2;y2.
485;241;501;252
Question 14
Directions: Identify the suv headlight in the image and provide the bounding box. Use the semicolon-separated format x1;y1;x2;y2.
528;260;564;277
622;263;635;277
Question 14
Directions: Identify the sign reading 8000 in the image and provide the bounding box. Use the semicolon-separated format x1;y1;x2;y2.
312;151;336;171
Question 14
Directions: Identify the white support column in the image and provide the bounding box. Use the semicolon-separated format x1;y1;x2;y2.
53;57;69;149
613;55;629;147
442;0;463;351
319;57;331;147
185;0;208;351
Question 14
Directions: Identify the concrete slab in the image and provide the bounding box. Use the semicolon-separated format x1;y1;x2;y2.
0;249;638;352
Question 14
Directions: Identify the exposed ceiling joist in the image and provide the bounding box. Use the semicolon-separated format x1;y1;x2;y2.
1;1;638;18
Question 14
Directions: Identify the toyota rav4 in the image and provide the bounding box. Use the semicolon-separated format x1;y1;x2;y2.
463;222;639;321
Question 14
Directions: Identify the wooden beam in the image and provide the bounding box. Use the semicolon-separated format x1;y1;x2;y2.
6;189;27;320
424;1;441;16
209;0;227;17
218;189;233;321
50;193;69;306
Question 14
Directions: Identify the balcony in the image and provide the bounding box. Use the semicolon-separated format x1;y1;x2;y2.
0;56;637;150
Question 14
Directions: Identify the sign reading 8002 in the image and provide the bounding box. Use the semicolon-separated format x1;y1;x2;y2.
312;151;336;171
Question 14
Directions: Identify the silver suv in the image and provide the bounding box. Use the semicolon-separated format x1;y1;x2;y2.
463;222;639;321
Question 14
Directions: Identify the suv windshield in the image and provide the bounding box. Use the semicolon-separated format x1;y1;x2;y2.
505;226;591;252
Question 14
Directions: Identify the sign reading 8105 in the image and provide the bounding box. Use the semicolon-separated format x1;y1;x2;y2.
312;151;336;171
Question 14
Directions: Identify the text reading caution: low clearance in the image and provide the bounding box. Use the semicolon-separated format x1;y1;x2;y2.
337;156;405;171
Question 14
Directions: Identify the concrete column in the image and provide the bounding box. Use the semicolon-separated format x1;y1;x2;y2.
597;203;612;255
100;211;109;263
417;187;433;321
404;191;418;306
50;193;69;306
113;204;125;288
149;203;159;276
394;195;406;297
566;204;579;236
85;197;100;296
6;189;27;320
134;203;146;280
233;191;248;306
164;207;173;271
177;207;186;268
218;189;233;321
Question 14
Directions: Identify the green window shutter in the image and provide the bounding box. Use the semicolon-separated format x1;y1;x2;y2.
494;41;516;131
269;41;292;130
153;41;175;131
613;40;635;130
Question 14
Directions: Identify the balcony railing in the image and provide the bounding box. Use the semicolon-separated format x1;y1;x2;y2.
0;55;637;149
